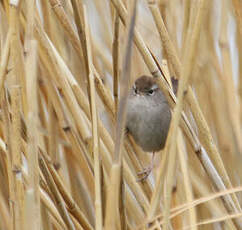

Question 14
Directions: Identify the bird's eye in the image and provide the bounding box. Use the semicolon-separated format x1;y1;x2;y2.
148;89;154;95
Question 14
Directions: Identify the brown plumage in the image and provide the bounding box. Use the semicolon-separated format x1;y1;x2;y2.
126;75;176;180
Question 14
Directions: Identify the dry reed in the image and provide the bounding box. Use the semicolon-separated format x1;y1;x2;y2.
0;0;241;230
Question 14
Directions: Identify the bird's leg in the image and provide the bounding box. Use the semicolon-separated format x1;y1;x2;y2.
137;152;155;181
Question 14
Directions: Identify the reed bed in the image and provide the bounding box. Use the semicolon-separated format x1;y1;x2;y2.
0;0;241;229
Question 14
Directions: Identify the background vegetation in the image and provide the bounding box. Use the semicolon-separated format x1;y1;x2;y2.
0;0;241;229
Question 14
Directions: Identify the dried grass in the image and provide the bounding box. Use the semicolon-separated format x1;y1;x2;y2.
0;0;241;229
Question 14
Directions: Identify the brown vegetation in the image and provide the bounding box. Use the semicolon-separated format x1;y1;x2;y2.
0;0;241;229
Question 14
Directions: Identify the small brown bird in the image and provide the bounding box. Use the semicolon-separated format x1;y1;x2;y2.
126;75;177;180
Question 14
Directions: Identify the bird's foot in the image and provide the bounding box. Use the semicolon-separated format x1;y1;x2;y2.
137;165;153;182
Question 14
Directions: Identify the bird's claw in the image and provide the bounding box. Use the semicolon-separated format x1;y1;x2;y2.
137;166;152;182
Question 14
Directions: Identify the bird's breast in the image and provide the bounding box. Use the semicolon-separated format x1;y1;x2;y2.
126;95;171;152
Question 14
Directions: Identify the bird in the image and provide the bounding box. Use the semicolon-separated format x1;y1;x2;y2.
126;75;177;181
